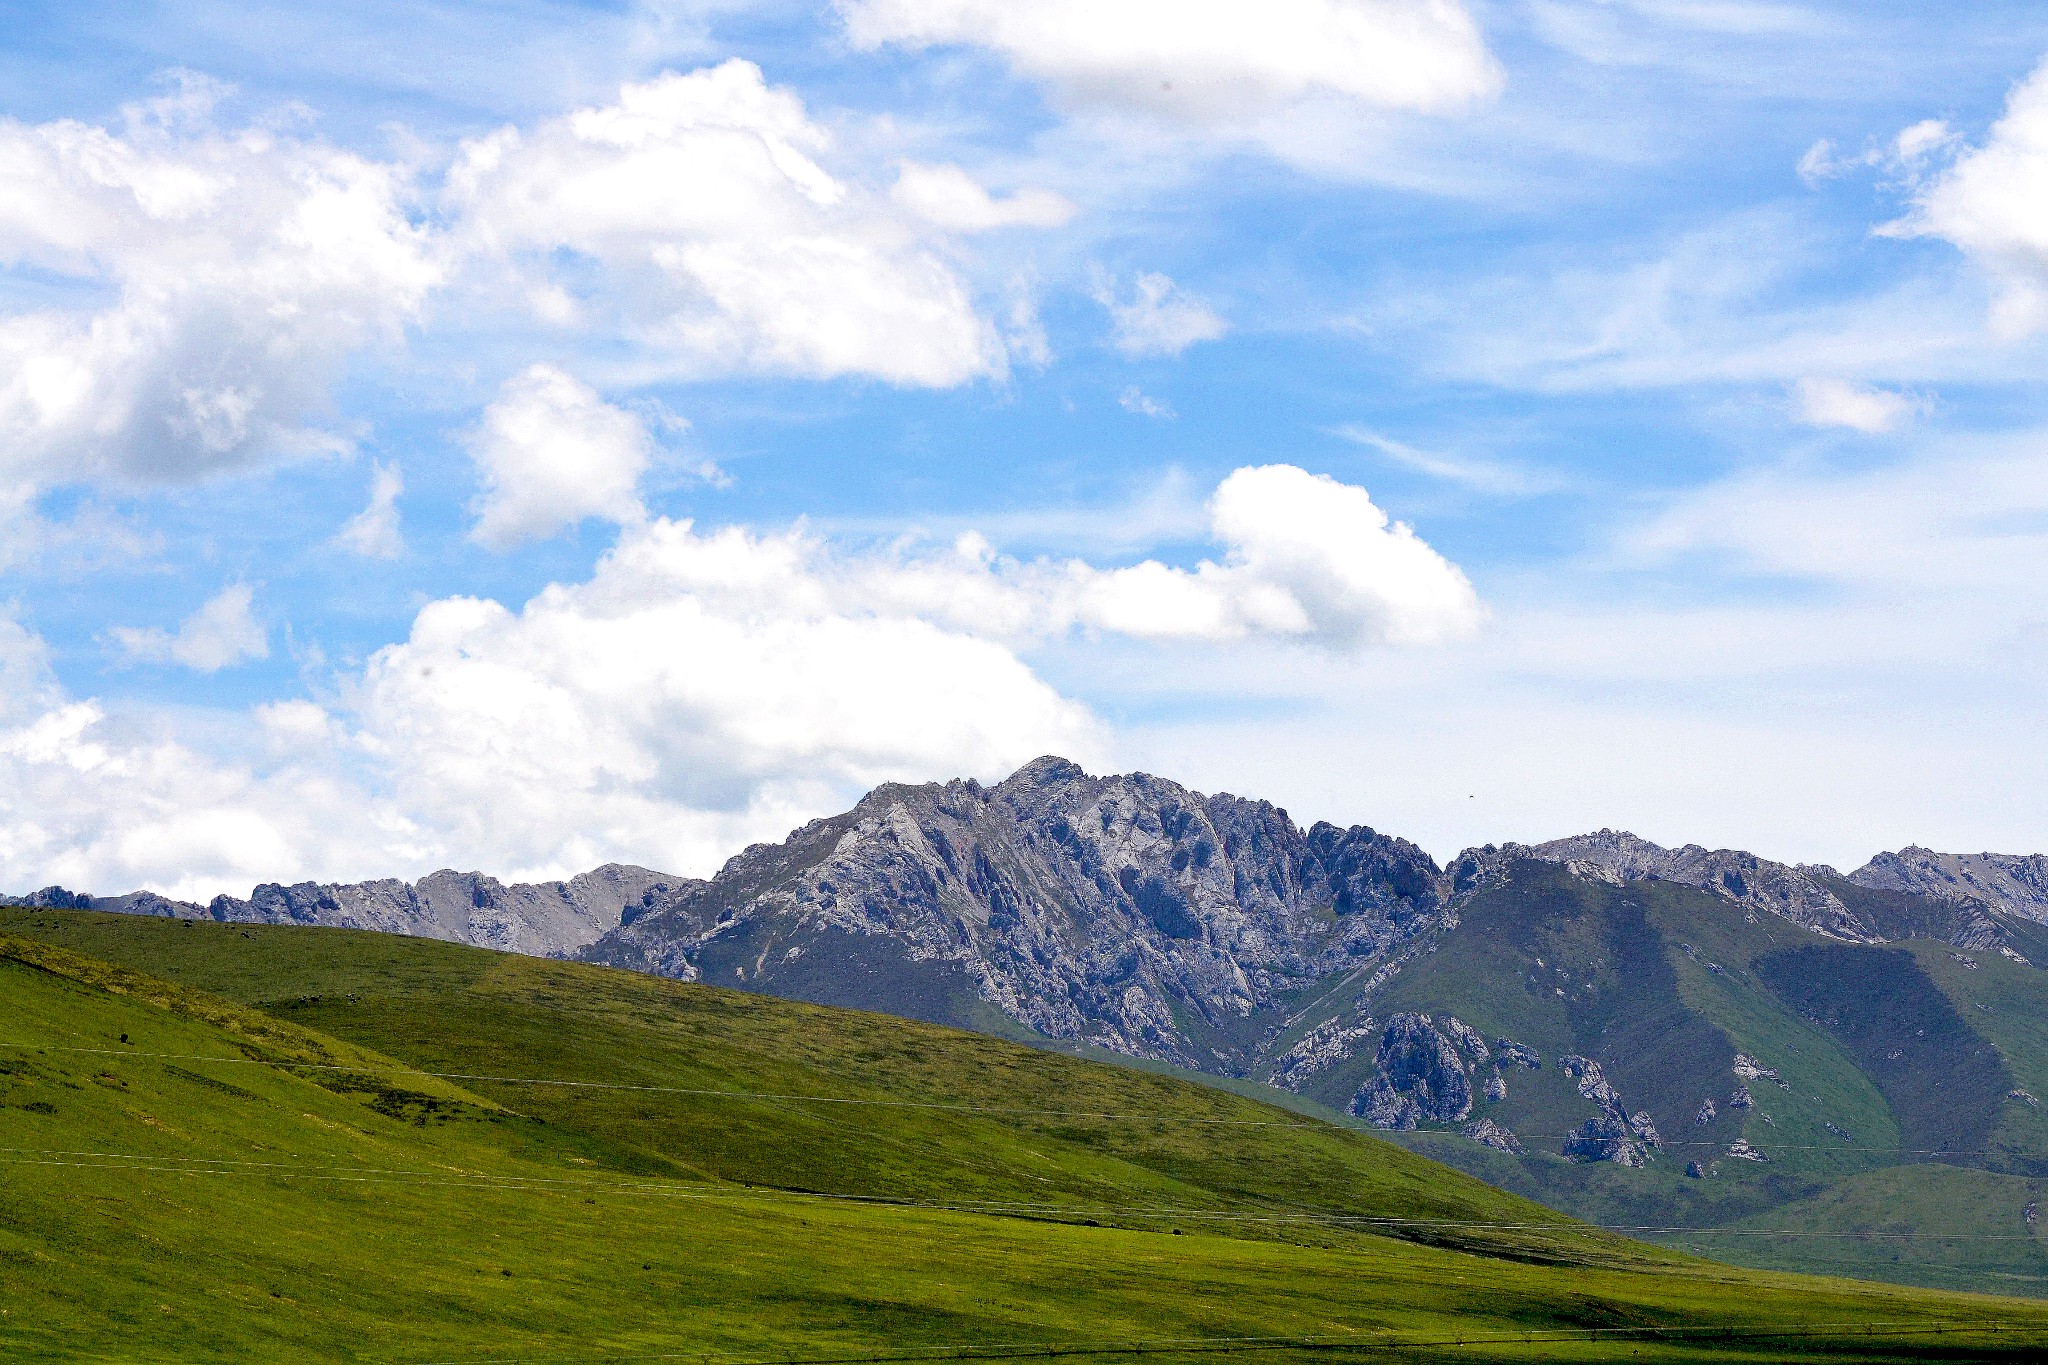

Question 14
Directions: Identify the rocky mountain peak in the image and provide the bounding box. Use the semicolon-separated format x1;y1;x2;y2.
995;754;1090;794
584;755;1451;1069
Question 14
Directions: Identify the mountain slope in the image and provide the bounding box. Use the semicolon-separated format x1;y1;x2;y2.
15;911;2045;1361
1276;860;2048;1293
555;759;2048;1294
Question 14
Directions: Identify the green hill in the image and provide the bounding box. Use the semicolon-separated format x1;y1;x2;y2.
1257;862;2048;1293
4;909;2048;1361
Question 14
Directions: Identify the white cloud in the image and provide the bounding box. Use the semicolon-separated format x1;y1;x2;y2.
0;77;440;489
1093;270;1227;357
1623;432;2048;593
350;523;1107;879
336;468;1472;877
107;584;269;672
0;62;1073;503
1118;387;1174;419
1799;120;1958;187
1793;377;1926;434
839;0;1500;127
890;162;1075;231
468;365;653;548
0;621;415;902
1072;465;1483;647
334;461;405;558
0;464;1477;894
446;60;1011;387
814;465;1481;648
1888;54;2048;337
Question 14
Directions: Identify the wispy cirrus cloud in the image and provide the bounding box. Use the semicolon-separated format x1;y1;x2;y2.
1330;425;1559;496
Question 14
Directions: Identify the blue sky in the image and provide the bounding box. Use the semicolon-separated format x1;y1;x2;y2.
5;0;2048;897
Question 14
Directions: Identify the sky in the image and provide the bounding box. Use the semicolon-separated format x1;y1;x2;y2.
5;0;2048;899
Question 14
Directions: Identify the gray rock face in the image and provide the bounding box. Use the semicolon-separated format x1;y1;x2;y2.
1496;1039;1541;1070
12;863;676;957
1351;1013;1476;1129
1563;1112;1652;1167
1449;829;2046;948
1266;1012;1379;1088
1850;847;2048;924
1462;1118;1524;1154
584;757;1448;1068
1549;1055;1661;1165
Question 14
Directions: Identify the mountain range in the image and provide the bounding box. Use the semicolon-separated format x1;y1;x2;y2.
20;754;2048;1290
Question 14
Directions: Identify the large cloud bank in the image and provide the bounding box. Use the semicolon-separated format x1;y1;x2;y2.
0;465;1477;898
0;63;1051;497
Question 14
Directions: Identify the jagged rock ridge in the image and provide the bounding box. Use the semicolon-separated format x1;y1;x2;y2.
584;756;1447;1070
9;864;680;958
1849;846;2048;923
1451;828;2019;949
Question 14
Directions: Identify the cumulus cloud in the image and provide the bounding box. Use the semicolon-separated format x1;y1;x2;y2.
1793;377;1926;434
839;0;1500;128
107;584;269;672
335;462;405;558
446;60;1011;386
1070;465;1483;646
1887;54;2048;337
0;620;415;901
0;466;1477;894
758;464;1481;648
350;525;1105;877
0;62;1062;508
468;365;653;548
0;76;440;488
1093;271;1228;357
890;161;1075;231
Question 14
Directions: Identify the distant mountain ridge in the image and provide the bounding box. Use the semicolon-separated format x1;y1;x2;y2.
16;758;2048;989
585;756;1445;1066
8;863;681;958
576;759;2048;1072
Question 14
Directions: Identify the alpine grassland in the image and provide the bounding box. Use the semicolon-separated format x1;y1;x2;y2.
4;907;2047;1362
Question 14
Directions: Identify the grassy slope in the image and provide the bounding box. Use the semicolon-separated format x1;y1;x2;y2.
0;914;2044;1361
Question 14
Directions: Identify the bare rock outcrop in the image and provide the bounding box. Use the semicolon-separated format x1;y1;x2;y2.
588;757;1450;1069
1350;1013;1478;1129
1850;847;2048;925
